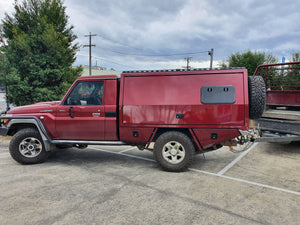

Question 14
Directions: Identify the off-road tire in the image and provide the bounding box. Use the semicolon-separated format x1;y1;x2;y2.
154;131;195;172
248;76;266;119
9;128;49;164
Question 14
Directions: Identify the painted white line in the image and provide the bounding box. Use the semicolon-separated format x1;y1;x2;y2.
89;147;156;162
0;153;9;159
119;146;137;153
88;146;300;196
120;152;156;162
217;143;258;175
190;168;300;196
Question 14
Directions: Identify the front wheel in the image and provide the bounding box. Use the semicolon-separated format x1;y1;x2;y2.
9;128;49;164
153;131;195;172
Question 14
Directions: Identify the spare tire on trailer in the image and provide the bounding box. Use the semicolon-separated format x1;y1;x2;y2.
248;76;266;119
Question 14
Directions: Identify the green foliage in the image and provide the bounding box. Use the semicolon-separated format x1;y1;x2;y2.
1;0;82;106
246;52;300;91
291;52;300;62
221;50;277;76
286;53;300;90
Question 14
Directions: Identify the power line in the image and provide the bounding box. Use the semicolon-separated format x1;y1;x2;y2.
96;46;209;57
97;34;143;51
96;33;211;59
93;56;137;69
76;53;137;69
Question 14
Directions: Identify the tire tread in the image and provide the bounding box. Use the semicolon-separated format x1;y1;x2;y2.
248;76;266;119
9;128;49;164
154;131;194;172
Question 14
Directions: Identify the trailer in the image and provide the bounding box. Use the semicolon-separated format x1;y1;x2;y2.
253;61;300;143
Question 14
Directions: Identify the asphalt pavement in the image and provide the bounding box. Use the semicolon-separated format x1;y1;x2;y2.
0;137;299;225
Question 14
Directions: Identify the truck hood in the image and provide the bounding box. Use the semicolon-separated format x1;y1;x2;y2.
8;101;61;114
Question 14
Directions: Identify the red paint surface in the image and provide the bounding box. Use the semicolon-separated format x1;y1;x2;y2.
120;71;248;129
193;128;241;149
267;91;300;107
119;127;155;143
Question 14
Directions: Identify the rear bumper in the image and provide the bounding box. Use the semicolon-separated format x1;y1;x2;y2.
0;127;8;136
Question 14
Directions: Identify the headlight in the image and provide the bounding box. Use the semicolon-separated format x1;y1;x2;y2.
1;114;13;125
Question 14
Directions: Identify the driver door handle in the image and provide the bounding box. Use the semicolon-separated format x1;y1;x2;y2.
69;106;74;118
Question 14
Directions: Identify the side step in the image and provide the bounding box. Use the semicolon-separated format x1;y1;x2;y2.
52;140;128;145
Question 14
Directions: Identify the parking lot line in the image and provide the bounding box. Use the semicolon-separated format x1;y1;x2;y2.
190;168;300;196
90;146;300;197
119;146;137;153
89;147;156;162
217;143;257;175
0;152;9;159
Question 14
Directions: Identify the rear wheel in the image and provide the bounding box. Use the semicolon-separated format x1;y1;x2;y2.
154;131;194;172
9;128;49;164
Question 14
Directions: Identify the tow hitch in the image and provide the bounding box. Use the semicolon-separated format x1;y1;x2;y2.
226;129;260;153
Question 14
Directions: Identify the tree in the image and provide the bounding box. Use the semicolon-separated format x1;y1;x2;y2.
291;52;300;62
221;50;277;76
1;0;82;106
285;53;300;90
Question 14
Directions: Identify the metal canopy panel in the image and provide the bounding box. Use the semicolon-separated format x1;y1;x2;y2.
201;85;236;104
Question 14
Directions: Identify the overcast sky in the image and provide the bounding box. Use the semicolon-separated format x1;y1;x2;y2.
1;0;300;71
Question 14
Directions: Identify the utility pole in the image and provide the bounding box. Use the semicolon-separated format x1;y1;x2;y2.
83;32;96;75
184;57;192;70
208;48;214;69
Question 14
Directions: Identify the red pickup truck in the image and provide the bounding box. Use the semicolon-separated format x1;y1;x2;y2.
0;68;265;171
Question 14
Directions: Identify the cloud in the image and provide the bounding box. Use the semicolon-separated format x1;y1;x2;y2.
1;0;300;70
0;1;14;20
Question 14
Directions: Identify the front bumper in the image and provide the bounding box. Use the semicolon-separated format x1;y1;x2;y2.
0;126;8;136
0;114;10;136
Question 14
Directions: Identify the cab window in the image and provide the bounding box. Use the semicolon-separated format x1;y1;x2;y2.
64;81;104;105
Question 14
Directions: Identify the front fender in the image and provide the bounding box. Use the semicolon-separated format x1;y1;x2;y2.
1;116;53;151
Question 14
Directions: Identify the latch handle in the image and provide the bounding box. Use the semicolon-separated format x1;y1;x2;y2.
69;106;74;118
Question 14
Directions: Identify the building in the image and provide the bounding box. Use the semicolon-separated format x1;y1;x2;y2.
80;65;122;76
0;84;7;112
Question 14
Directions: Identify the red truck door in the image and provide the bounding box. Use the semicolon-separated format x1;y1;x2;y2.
55;80;105;140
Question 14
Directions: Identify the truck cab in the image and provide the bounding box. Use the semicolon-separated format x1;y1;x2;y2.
54;75;119;141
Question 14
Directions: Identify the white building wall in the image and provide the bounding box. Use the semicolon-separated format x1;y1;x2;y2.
0;92;6;112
